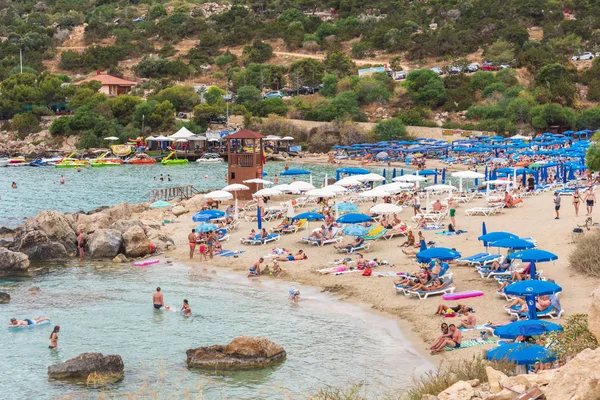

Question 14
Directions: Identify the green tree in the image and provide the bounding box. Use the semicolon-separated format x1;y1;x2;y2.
149;4;168;20
289;58;325;88
321;74;338;97
587;80;600;102
323;51;355;78
192;103;225;130
152;86;200;112
107;95;143;125
284;21;305;50
404;69;447;107
529;103;576;131
204;86;226;106
242;40;273;64
577;106;600;130
549;33;583;60
133;100;176;132
373;118;409;141
535;63;576;106
484;40;515;64
506;98;532;123
236;85;262;105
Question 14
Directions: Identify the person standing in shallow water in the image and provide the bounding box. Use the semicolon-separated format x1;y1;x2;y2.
49;326;60;350
153;287;164;309
76;229;85;261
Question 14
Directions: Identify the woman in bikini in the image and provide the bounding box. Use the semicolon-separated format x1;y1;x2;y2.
573;189;581;217
49;326;60;349
181;299;192;316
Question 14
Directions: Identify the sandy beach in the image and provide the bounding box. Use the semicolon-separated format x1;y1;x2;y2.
131;179;600;365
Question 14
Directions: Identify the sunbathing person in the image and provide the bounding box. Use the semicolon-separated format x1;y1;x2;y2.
431;324;462;354
260;228;269;239
245;229;257;240
314;227;335;245
429;323;452;350
435;304;471;316
310;225;326;241
432;200;443;213
273;218;291;232
356;254;367;269
324;212;335;226
504;295;551;313
399;231;415;247
321;260;351;274
456;311;477;329
276;250;308;261
395;273;429;288
271;261;283;276
335;236;363;251
416;214;427;229
409;278;444;292
212;240;223;254
489;259;510;272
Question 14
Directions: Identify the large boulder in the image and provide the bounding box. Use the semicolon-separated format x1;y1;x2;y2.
48;352;124;381
588;288;600;343
437;380;475;400
30;210;76;252
10;228;68;260
87;229;123;258
0;247;30;277
122;226;151;258
186;336;286;369
76;212;112;234
172;205;187;217
543;347;600;400
110;220;146;234
0;292;10;303
147;230;175;251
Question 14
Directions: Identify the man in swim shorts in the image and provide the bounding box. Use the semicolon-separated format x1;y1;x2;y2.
76;229;86;261
248;258;264;277
188;229;197;259
9;317;50;326
430;324;462;354
153;287;164;309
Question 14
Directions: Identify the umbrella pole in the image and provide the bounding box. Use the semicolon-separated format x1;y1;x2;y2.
526;294;537;320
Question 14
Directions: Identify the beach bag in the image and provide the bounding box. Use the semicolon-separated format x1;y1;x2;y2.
362;268;372;276
448;223;455;232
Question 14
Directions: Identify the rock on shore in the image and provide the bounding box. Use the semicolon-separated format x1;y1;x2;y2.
122;226;151;258
0;292;10;303
48;352;124;381
10;210;75;260
87;229;123;258
0;247;31;277
186;336;286;369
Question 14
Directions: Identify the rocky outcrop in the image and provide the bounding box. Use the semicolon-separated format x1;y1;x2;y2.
110;220;146;234
112;254;128;263
76;213;112;234
588;288;600;343
171;205;187;217
0;292;10;303
543;347;600;400
437;380;475;400
87;229;122;258
147;230;175;251
122;226;151;258
10;210;76;260
186;336;286;369
0;247;31;277
48;352;124;381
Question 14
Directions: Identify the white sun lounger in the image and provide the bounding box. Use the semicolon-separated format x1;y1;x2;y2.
465;206;502;216
404;279;455;300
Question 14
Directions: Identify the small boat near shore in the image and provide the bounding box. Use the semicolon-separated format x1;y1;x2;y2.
196;153;224;163
127;153;157;165
55;152;90;168
161;151;189;166
7;157;29;167
0;158;9;167
90;152;123;168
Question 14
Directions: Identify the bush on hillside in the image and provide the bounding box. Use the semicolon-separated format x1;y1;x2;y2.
569;230;600;276
548;314;598;359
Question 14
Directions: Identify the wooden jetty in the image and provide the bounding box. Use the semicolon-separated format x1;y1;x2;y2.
148;185;201;202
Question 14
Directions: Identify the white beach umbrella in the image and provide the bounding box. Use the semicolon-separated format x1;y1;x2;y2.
305;188;337;197
336;177;362;186
323;185;348;194
355;172;385;182
289;180;315;191
426;184;457;192
253;188;283;197
370;203;403;214
204;190;233;201
378;182;413;194
222;183;250;192
484;180;512;201
393;175;427;182
359;189;389;198
272;184;301;194
451;171;485;192
243;178;273;185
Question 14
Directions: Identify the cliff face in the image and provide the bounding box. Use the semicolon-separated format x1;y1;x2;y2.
0;121;79;156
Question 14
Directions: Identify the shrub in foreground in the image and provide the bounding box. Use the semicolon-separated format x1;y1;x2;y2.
569;230;600;277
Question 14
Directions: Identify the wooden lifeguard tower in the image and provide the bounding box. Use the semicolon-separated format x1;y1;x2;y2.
226;129;265;200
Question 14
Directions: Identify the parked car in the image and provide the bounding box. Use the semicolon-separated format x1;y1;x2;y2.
448;66;463;74
481;61;501;71
499;64;511;69
430;66;444;75
393;71;407;80
298;86;315;95
572;52;594;61
208;115;227;124
263;91;284;99
467;63;480;72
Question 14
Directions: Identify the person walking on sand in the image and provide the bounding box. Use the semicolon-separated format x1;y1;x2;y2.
153;287;164;309
448;195;457;228
573;189;581;217
49;326;60;350
585;188;596;216
76;229;85;261
413;192;421;216
188;229;197;259
553;191;561;219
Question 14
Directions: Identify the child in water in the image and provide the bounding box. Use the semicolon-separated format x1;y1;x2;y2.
288;286;300;303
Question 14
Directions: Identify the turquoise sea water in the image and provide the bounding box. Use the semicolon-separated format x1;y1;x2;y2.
0;262;431;399
0;162;398;228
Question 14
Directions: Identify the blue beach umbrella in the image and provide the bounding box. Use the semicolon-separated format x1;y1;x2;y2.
478;231;518;246
505;280;562;320
336;202;359;213
291;212;325;221
192;210;225;222
416;247;461;263
489;238;536;250
336;213;371;224
280;169;310;176
507;249;558;281
486;343;556;366
493;320;563;339
194;223;218;233
342;225;369;237
149;200;172;209
482;222;487;236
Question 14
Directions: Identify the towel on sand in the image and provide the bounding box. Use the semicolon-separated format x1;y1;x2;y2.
443;338;496;351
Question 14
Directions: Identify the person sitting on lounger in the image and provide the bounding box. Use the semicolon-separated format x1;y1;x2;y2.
325;212;335;226
391;214;401;226
504;295;551;313
503;191;514;208
260;228;269;239
399;231;415;247
315;227;334;245
246;229;257;240
490;258;511;273
456;310;477;329
310;225;326;241
432;200;443;212
431;324;462;354
429;323;452;351
335;236;363;251
416;214;427;228
395;273;429;288
273;218;291;232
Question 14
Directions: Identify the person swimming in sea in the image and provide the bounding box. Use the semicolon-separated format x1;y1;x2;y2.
11;181;17;189
181;299;192;316
289;286;300;303
9;316;50;327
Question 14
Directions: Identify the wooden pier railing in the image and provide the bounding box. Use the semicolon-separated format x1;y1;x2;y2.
149;185;201;202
